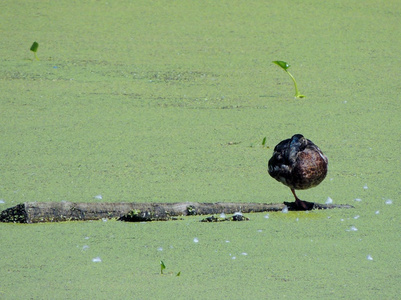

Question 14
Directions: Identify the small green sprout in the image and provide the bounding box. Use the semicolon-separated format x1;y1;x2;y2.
272;61;305;98
160;260;181;276
262;137;267;147
160;260;166;274
30;42;39;61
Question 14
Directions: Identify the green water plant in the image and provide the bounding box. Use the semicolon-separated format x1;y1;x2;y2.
272;60;305;98
160;260;166;274
249;137;269;149
262;137;268;148
30;42;39;60
160;260;181;276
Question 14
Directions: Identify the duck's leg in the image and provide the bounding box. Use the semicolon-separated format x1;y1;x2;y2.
290;188;311;210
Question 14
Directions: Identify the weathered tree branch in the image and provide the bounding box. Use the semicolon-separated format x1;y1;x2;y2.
0;201;354;223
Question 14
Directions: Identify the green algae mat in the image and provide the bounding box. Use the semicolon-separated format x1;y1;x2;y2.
1;0;400;298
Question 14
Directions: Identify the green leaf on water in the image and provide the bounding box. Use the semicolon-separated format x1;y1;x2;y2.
176;271;181;276
262;137;267;147
160;260;166;274
272;60;305;98
30;42;39;60
272;60;289;71
30;42;39;52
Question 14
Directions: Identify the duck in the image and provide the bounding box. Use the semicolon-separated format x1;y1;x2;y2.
268;134;328;210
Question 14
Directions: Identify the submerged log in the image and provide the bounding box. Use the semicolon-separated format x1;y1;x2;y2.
0;201;354;223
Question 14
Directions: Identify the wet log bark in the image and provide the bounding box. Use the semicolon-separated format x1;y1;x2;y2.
0;201;354;223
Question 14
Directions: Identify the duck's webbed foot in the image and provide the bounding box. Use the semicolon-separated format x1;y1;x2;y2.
284;199;315;211
287;189;316;211
297;198;315;210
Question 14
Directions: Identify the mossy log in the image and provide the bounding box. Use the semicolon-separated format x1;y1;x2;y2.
0;201;354;223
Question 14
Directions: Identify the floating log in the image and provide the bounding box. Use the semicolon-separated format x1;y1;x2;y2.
0;201;354;223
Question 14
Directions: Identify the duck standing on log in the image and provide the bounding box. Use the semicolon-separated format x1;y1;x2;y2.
268;134;328;210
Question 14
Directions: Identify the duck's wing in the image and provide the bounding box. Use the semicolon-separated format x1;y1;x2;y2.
268;138;291;178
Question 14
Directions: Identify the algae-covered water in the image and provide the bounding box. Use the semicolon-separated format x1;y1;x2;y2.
1;0;400;298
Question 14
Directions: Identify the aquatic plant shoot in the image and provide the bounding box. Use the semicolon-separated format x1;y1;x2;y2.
160;260;166;274
272;60;305;98
30;42;39;60
261;137;267;148
160;260;181;276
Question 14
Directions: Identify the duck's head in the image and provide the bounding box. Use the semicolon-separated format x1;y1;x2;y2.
287;134;307;161
290;134;307;148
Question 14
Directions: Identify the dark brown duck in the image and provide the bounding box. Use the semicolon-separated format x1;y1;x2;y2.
268;134;328;210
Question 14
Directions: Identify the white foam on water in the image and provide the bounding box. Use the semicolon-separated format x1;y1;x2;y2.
385;199;393;205
346;226;358;232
